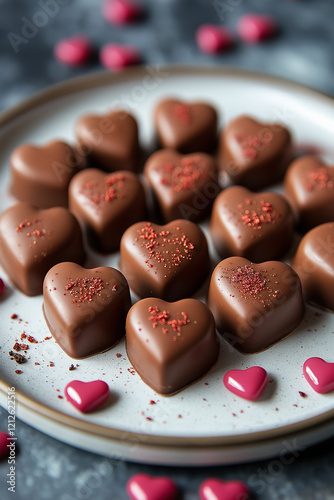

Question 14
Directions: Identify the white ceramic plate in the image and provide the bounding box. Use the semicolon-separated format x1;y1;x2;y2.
0;67;333;466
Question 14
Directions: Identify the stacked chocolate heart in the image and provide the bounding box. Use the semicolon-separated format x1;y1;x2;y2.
1;98;333;397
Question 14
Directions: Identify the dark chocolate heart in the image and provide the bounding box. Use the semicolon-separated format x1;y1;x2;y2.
75;110;139;172
69;168;146;252
210;185;294;262
154;99;218;153
120;219;210;300
144;149;219;222
292;222;334;311
208;256;304;353
0;203;85;296
284;156;334;231
43;262;131;358
10;140;81;208
219;115;292;189
126;298;218;394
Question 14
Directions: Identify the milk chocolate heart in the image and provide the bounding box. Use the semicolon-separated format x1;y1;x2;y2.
144;149;219;222
69;168;146;252
303;358;334;394
223;366;268;401
154;98;218;153
292;222;334;311
43;262;131;358
127;473;178;500
10;140;82;208
126;298;218;394
65;380;110;413
199;478;250;500
208;256;304;353
210;186;294;262
219;115;292;189
120;219;210;300
284;156;334;231
75;110;139;172
0;203;85;296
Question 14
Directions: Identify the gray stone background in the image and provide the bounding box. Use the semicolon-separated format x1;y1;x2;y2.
0;0;334;498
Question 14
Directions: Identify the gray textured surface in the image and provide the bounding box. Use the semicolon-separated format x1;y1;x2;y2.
1;0;334;498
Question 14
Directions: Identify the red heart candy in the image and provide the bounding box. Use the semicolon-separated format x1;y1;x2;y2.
303;357;334;394
127;473;178;500
0;432;12;459
199;478;250;500
223;366;268;401
100;44;140;70
54;36;92;66
102;0;143;25
196;25;234;54
237;14;277;43
65;380;110;413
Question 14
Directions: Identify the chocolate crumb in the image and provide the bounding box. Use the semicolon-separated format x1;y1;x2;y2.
9;351;27;364
69;364;75;371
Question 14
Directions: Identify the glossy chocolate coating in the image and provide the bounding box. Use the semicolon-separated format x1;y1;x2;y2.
208;256;304;353
284;156;334;231
126;298;219;394
210;186;294;262
43;263;131;358
0;203;85;296
154;99;218;153
75;110;139;172
10;140;82;209
292;223;334;311
69;168;146;252
144;149;219;222
218;115;292;190
120;220;210;300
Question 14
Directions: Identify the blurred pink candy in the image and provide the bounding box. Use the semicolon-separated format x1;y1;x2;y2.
102;0;143;25
54;36;92;66
100;44;140;70
0;278;4;297
237;14;277;43
196;25;234;54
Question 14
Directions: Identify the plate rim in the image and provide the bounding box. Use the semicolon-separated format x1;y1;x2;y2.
0;65;334;449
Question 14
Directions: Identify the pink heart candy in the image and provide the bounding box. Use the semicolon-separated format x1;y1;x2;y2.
199;478;250;500
196;25;234;54
102;0;143;25
0;278;4;297
0;432;11;460
237;14;277;43
54;36;92;66
303;357;334;394
100;44;140;70
127;473;178;500
223;366;268;401
64;380;109;413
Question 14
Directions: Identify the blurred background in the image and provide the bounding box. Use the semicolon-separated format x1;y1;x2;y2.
1;0;334;499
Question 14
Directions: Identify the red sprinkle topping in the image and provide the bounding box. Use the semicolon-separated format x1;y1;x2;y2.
11;314;18;320
15;370;22;375
148;306;190;336
16;218;49;246
230;265;268;296
27;335;38;343
240;132;273;159
299;391;307;398
173;103;192;124
80;173;126;205
239;199;280;230
160;156;205;192
305;166;334;191
64;277;105;304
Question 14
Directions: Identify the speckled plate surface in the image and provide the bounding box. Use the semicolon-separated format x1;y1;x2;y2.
0;67;333;465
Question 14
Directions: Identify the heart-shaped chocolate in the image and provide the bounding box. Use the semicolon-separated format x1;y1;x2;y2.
154;98;218;153
10;140;82;209
144;149;219;222
284;156;334;231
219;115;292;189
120;219;210;300
43;262;131;358
0;203;85;296
293;222;334;311
69;168;146;252
303;357;334;394
199;478;250;500
75;110;139;172
208;256;304;353
210;185;294;262
126;298;218;394
223;366;268;401
65;380;110;413
127;473;178;500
